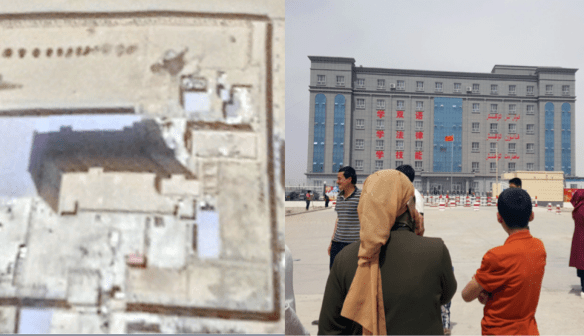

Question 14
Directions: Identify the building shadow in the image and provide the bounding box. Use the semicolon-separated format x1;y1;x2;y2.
569;285;583;296
27;119;193;213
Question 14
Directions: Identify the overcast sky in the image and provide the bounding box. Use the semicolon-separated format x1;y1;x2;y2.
286;0;584;184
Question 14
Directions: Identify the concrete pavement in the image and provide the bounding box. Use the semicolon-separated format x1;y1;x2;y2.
286;206;584;335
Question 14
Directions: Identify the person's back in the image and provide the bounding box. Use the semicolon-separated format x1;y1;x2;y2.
477;233;545;334
318;212;457;335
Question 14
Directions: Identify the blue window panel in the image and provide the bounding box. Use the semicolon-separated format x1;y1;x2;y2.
433;98;462;173
332;95;346;173
562;102;571;175
544;102;554;171
313;94;326;172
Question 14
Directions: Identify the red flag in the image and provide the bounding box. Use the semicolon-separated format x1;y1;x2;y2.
445;135;454;142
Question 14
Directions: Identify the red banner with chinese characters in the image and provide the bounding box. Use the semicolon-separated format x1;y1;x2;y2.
396;111;404;118
564;188;581;202
396;151;403;159
376;130;384;138
377;110;385;118
396;131;404;139
376;151;384;159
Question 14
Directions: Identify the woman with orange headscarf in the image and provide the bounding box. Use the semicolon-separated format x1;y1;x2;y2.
317;169;457;335
570;189;584;298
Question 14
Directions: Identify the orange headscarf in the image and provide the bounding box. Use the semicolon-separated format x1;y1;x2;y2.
340;169;419;335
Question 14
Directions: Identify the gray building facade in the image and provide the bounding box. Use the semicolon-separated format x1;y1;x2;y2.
306;56;577;194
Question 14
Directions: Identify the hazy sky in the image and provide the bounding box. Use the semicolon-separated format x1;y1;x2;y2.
286;0;584;184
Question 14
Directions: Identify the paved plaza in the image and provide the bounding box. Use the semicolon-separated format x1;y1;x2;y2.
286;205;584;335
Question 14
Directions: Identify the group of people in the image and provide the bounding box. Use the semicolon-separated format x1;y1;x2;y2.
308;165;584;335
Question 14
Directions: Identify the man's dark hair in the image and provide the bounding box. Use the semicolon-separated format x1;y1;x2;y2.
338;166;357;185
395;164;415;183
497;188;532;228
509;177;522;188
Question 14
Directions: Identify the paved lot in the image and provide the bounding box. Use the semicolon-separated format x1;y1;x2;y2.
286;206;584;335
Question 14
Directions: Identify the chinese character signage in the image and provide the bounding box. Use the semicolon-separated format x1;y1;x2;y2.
415;151;422;160
377;110;385;118
396;151;403;159
396;131;404;139
376;151;384;159
396;111;404;118
415;132;423;139
415;111;423;120
376;130;385;138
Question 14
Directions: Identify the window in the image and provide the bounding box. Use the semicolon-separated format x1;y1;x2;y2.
509;85;516;95
490;104;498;113
508;124;516;134
355;139;364;149
395;160;403;168
397;100;404;109
396;140;404;150
490;162;497;173
415;121;424;130
490;142;497;153
396;120;404;130
472;83;480;93
376;119;385;130
355;160;364;170
472;162;479;172
415;141;423;151
472;142;479;152
508;162;516;172
508;143;516;153
416;81;424;91
508;104;516;114
397;80;405;90
526;124;534;134
317;75;326;85
570;183;578;188
357;78;365;88
527;163;534;171
490;123;498;133
472;122;480;133
356;98;365;109
526;143;535;153
414;161;423;170
355;119;365;129
472;103;480;113
375;160;383;170
376;99;386;109
377;79;385;89
416;101;424;111
546;85;553;95
376;139;384;150
527;86;534;95
563;85;570;95
473;181;479;190
336;76;345;86
527;105;534;115
435;82;443;92
454;83;461;92
491;84;498;94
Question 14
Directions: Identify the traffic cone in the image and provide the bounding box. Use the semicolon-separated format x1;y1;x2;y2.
547;203;552;212
534;196;538;207
465;198;471;207
449;199;456;208
556;204;561;215
439;199;446;211
474;199;480;211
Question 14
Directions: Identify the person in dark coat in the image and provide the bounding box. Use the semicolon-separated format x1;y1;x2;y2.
570;189;584;298
325;194;330;208
305;191;311;210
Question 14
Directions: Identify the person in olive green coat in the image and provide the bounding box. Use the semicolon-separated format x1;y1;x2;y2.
318;170;457;335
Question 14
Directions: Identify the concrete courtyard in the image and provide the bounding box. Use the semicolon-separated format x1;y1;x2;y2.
286;205;584;335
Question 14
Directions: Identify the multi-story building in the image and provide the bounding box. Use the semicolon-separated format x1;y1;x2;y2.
306;56;577;194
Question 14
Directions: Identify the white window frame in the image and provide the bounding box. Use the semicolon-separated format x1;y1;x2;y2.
490;123;498;134
472;83;480;93
472;103;480;113
416;101;424;111
377;79;385;90
509;85;516;95
355;160;364;170
490;142;497;153
376;99;386;109
526;124;534;134
490;162;497;173
396;120;405;130
376;119;385;130
396;140;404;150
317;75;326;85
490;104;498;113
509;104;516;114
414;161;423;170
527;105;534;115
526;143;535;153
357;78;365;88
491;84;498;94
356;98;365;109
355;139;364;150
395;160;404;168
415;121;424;131
355;119;365;129
472;142;479;152
472;122;480;132
508;162;516;172
527;163;534;171
397;80;405;90
397;100;404;109
375;160;383;171
454;83;461;92
416;81;424;91
508;143;516;153
435;82;443;92
472;162;480;172
376;139;384;150
563;85;570;95
527;86;534;96
336;76;345;86
508;123;516;134
415;141;423;151
546;85;553;95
